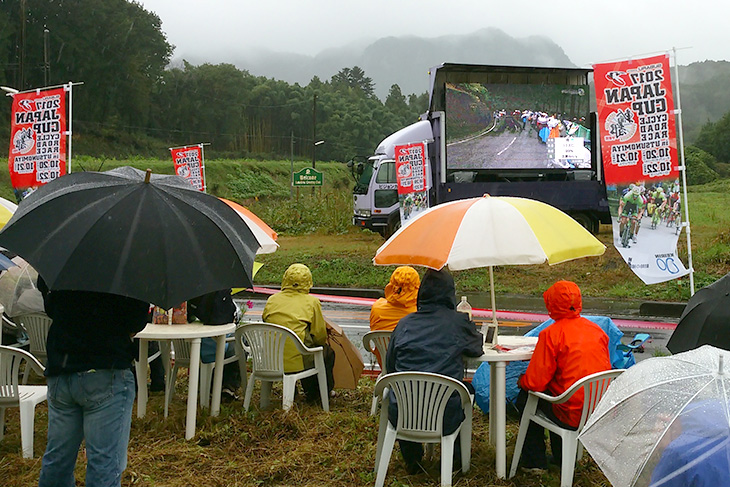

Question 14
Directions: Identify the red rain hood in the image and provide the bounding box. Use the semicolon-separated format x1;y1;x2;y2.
543;280;583;320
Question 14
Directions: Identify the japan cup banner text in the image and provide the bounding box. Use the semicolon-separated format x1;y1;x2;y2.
170;146;205;191
595;55;688;285
8;87;67;190
394;142;430;227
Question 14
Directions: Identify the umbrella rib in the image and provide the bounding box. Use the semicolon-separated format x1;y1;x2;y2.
632;377;719;486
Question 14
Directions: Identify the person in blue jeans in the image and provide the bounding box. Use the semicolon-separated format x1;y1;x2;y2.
37;277;149;487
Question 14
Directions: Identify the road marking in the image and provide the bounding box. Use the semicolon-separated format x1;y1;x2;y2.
497;136;517;155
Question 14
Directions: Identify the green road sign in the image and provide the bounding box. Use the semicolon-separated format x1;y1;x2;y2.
292;167;323;186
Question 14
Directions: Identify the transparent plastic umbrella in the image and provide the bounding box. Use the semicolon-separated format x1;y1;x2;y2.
0;256;44;317
578;345;730;487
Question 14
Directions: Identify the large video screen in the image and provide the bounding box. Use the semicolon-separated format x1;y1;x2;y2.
445;82;592;171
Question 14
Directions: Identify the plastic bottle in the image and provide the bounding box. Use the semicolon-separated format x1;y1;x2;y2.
457;296;473;320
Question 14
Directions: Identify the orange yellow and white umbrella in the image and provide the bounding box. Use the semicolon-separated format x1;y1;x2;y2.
0;196;17;229
374;195;605;325
220;198;278;255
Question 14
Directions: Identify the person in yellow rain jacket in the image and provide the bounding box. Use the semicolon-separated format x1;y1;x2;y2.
262;263;334;401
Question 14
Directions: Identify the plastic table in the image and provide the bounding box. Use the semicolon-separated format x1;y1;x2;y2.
475;335;538;478
135;323;236;440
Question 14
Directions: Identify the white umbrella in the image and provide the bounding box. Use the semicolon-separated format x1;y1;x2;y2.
0;256;44;317
579;345;730;487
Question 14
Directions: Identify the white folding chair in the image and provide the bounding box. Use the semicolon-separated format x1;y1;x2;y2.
509;369;625;487
237;322;329;412
163;331;243;416
362;330;392;415
0;344;47;458
15;313;53;365
373;371;473;487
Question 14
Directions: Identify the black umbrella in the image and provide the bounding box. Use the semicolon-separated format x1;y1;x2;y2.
0;167;259;309
667;273;730;354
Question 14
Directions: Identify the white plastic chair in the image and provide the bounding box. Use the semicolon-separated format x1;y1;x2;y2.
373;371;473;487
163;331;242;416
0;344;47;458
236;322;329;412
362;330;392;415
509;369;625;487
15;313;52;365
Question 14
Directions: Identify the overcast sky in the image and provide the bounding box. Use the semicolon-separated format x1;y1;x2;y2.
137;0;726;68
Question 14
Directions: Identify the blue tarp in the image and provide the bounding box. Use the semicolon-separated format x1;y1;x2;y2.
472;315;631;414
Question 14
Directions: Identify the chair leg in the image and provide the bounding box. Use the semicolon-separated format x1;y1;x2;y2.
425;443;434;461
374;427;397;487
560;432;579;487
200;364;213;410
509;396;539;478
260;381;272;409
370;395;379;416
0;407;5;440
314;353;330;412
441;435;455;487
374;400;390;471
460;416;472;473
243;376;256;412
164;364;179;418
282;377;296;411
18;400;36;459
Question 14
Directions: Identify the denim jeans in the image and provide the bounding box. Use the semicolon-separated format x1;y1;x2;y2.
39;368;136;487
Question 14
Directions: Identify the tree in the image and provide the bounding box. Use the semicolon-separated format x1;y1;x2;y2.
331;66;375;97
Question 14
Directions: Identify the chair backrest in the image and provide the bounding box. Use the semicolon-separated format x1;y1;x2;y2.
16;313;52;361
0;345;44;406
373;371;471;441
362;331;392;369
551;369;625;430
171;338;192;363
236;322;314;378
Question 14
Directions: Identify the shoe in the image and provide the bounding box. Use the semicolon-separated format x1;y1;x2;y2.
149;382;165;393
221;387;239;402
520;466;547;475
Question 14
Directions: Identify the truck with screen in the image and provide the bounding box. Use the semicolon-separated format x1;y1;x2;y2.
351;63;611;236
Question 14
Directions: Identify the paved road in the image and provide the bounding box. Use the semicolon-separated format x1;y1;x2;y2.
237;295;672;368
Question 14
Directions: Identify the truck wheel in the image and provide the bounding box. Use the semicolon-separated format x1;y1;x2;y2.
384;215;401;239
571;213;597;234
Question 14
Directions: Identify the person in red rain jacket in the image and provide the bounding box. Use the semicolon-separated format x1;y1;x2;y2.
516;280;611;472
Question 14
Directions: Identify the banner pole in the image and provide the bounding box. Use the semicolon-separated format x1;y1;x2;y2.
672;47;695;296
66;82;73;174
200;143;207;193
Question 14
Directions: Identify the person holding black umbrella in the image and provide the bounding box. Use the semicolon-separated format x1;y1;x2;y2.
37;277;149;487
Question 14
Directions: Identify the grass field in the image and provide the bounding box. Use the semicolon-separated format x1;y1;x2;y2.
2;374;612;487
2;158;728;486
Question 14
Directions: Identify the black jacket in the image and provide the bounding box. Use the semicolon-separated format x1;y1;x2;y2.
385;268;483;433
39;278;149;376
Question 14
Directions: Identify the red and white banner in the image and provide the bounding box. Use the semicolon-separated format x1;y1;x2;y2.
8;87;67;191
594;55;688;284
170;145;205;191
394;142;430;226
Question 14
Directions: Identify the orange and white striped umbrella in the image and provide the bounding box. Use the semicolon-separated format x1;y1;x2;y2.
220;198;278;255
374;195;605;325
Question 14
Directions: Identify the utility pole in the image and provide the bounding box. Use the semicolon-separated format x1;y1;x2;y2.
312;93;317;169
19;0;26;89
290;131;294;199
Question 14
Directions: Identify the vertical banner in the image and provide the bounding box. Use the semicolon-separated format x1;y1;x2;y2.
594;54;688;284
394;142;430;226
170;145;205;191
8;87;67;196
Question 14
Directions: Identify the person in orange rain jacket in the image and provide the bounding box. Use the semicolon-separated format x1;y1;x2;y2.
370;266;420;332
516;280;611;472
369;266;420;366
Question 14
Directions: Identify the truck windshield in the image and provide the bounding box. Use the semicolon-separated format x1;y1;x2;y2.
353;160;374;194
